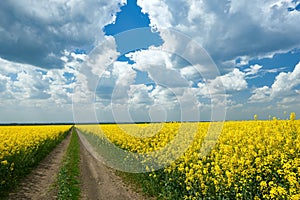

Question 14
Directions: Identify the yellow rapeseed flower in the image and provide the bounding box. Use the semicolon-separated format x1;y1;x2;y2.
76;115;300;199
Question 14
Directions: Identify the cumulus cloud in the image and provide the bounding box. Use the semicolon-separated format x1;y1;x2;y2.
271;62;300;96
127;48;189;87
73;36;119;105
0;52;81;122
0;56;77;103
198;68;247;96
128;84;154;106
1;0;299;122
88;36;119;76
180;66;202;84
0;0;125;69
138;0;300;68
244;64;263;77
137;0;172;29
248;86;272;103
124;43;248;117
109;61;137;102
249;61;300;102
0;74;9;93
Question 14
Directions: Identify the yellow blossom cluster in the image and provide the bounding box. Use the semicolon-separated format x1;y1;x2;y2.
78;116;299;199
0;125;71;193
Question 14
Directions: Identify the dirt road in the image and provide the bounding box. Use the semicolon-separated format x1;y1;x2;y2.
8;133;72;200
8;130;149;200
79;134;146;200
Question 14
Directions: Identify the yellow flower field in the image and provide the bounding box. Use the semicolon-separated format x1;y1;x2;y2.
78;114;300;199
0;125;71;192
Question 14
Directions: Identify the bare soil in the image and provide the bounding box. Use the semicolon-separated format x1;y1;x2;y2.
8;133;72;200
8;130;150;200
78;131;148;200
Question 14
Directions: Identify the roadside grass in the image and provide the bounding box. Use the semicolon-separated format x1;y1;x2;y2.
115;170;162;199
77;129;160;199
0;127;70;199
57;128;80;200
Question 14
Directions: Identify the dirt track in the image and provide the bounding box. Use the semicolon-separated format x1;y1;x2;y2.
79;135;146;200
8;130;148;200
8;133;72;200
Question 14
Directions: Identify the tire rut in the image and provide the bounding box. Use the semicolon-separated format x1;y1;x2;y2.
8;132;72;200
78;130;150;200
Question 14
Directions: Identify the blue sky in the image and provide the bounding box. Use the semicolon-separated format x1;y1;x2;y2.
0;0;300;123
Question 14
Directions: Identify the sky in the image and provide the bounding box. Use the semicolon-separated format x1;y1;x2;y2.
0;0;300;123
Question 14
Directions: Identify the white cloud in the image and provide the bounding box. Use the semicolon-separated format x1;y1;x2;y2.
0;58;49;100
137;0;172;29
249;61;300;102
128;84;154;106
124;46;247;116
1;0;299;122
244;64;263;77
127;48;189;87
126;47;172;70
138;0;300;68
214;68;248;92
88;36;119;76
0;73;9;93
0;1;126;122
73;38;135;105
0;0;125;68
198;68;247;96
112;61;136;86
265;67;286;73
180;66;202;84
271;61;300;96
108;61;137;102
0;55;79;122
149;85;178;108
73;36;120;104
235;56;250;67
248;86;272;103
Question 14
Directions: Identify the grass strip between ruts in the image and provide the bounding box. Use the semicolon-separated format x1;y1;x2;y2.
57;127;80;200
